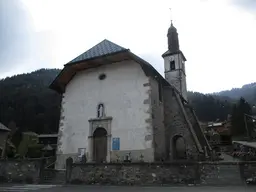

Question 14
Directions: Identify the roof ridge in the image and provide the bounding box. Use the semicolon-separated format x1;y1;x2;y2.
0;122;10;131
67;39;128;64
103;39;126;50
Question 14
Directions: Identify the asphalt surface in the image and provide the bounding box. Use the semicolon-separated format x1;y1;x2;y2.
0;185;256;192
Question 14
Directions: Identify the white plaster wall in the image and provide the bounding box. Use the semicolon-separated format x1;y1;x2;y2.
58;60;152;157
163;53;187;100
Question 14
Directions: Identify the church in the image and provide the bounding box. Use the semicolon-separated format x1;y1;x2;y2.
50;21;211;169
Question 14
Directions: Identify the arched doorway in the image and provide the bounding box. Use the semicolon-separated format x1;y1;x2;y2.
172;135;187;160
0;147;3;158
93;128;107;162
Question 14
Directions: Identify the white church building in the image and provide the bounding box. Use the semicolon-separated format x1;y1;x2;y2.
50;21;211;169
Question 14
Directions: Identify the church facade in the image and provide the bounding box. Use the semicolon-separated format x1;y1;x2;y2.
50;22;211;169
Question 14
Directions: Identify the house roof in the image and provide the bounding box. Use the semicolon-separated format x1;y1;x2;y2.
162;50;187;61
38;134;58;138
233;141;256;149
50;39;172;94
207;122;223;127
22;132;38;136
0;122;10;132
42;144;54;151
67;39;128;65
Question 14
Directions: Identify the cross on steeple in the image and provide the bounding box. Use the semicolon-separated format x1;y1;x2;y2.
169;8;173;24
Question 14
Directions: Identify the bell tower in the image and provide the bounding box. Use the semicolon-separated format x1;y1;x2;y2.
162;21;188;101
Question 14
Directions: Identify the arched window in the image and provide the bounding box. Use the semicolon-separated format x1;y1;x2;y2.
97;103;104;118
170;60;175;70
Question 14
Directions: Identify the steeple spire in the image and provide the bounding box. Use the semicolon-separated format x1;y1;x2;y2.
162;12;187;101
167;19;180;53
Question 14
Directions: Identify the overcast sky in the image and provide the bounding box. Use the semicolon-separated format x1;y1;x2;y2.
0;0;255;93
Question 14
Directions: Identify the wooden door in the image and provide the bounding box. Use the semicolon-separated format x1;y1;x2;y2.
93;128;107;162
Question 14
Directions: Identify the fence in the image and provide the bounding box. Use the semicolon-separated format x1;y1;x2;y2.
39;157;66;184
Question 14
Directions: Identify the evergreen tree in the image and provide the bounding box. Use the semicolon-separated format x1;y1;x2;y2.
231;97;253;138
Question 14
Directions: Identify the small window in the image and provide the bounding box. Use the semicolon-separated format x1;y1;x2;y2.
182;61;185;72
170;60;175;70
97;103;104;118
99;74;106;80
158;82;162;102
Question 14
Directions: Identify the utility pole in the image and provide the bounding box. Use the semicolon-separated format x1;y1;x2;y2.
244;114;256;141
244;114;249;140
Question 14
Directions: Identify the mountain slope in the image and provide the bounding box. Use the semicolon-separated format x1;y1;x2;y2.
217;82;256;104
0;69;61;133
187;91;234;122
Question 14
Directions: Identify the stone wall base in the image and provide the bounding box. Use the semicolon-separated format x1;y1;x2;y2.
0;159;41;184
68;162;256;186
55;148;155;169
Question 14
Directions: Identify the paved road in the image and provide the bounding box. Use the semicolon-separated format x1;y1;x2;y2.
0;184;60;191
0;185;256;192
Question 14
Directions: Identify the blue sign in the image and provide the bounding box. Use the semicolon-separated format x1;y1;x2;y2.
112;137;120;150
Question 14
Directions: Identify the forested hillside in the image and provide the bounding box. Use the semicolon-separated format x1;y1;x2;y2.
217;83;256;104
0;69;61;134
187;92;234;122
0;68;255;134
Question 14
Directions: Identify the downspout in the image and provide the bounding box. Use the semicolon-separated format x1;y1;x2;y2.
178;54;182;96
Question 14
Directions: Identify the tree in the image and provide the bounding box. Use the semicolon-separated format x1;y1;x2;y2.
0;69;61;136
17;132;39;158
231;97;253;138
188;91;233;122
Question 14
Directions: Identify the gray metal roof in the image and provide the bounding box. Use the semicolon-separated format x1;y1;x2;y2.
68;39;128;64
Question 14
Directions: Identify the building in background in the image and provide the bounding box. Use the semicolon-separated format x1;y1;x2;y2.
204;120;232;152
0;122;10;158
38;134;58;157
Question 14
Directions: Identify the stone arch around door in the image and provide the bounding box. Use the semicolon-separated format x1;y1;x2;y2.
93;127;107;162
172;135;187;160
88;117;112;162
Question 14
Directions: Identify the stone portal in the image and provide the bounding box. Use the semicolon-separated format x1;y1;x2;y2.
88;117;112;162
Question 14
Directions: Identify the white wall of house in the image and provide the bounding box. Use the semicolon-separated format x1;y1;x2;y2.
57;60;152;161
